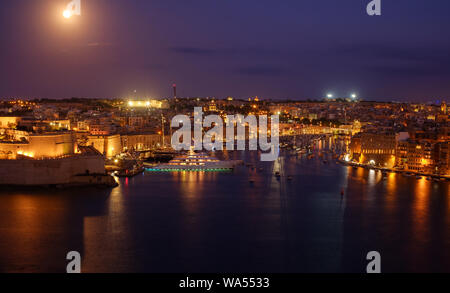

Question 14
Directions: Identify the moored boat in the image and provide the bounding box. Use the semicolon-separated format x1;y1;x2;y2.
149;149;241;171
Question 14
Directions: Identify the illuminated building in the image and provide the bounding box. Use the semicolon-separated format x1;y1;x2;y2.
208;100;217;112
404;142;434;173
76;121;90;132
358;132;397;167
0;117;21;129
46;119;71;131
128;116;145;128
87;134;121;158
121;133;162;151
434;142;450;175
349;133;362;162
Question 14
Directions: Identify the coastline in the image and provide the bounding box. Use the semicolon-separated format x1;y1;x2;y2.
337;159;450;180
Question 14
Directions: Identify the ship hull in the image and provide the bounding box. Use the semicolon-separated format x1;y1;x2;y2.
150;160;242;171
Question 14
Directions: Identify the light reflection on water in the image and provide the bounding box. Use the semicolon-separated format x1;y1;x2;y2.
0;149;448;273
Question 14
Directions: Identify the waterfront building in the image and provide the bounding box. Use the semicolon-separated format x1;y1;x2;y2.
358;132;397;168
435;141;450;175
121;133;161;151
349;133;362;162
404;141;435;173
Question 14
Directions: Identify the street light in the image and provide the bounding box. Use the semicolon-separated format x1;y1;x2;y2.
327;93;333;99
351;93;357;99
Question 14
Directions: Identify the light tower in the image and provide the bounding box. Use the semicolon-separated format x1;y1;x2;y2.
172;84;177;99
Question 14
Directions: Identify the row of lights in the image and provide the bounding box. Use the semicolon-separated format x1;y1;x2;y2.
128;101;153;107
17;151;34;158
326;93;358;99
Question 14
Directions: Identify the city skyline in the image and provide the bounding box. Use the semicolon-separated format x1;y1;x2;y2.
1;0;450;101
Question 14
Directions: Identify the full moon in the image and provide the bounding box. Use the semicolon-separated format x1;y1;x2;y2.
63;10;72;19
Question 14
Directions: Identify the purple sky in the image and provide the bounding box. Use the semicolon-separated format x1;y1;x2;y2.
1;0;450;101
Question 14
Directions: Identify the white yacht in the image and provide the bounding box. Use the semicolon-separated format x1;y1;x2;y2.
149;149;242;171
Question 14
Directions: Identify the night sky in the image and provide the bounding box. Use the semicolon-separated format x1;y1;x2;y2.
1;0;450;101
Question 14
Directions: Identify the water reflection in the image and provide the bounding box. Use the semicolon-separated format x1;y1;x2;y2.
0;188;111;272
0;150;449;272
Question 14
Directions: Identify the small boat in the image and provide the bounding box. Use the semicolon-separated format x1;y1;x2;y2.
416;175;422;180
117;164;144;178
426;177;432;181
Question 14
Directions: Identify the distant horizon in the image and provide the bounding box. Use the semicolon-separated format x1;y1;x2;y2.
0;95;447;104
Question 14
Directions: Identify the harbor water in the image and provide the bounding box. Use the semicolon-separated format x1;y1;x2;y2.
0;147;449;273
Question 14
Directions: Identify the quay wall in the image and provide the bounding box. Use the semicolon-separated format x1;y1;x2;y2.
0;155;105;186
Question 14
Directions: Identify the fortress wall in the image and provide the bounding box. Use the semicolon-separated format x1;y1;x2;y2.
28;133;75;157
87;134;121;158
0;117;21;128
0;155;105;185
0;133;76;159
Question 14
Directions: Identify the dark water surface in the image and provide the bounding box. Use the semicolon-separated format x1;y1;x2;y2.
0;150;449;273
